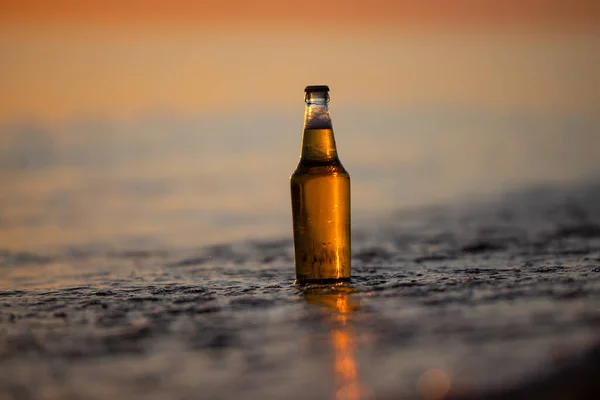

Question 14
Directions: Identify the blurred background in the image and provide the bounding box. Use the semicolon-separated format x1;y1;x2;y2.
1;0;599;252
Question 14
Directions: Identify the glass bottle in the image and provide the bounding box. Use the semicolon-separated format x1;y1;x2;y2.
290;85;351;283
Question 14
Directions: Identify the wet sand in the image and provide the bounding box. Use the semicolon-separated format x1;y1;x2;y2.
1;181;599;399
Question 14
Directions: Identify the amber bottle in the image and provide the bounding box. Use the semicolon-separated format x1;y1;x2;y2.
291;85;351;282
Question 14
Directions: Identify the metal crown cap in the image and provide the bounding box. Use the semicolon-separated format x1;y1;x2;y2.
304;85;330;93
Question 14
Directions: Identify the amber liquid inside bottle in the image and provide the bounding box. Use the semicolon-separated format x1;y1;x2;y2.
291;88;351;282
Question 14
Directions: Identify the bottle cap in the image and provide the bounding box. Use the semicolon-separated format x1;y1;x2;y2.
304;85;330;93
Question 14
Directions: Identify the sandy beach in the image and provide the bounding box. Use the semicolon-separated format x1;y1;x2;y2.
1;181;599;399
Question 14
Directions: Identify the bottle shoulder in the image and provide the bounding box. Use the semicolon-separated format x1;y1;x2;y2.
291;158;350;180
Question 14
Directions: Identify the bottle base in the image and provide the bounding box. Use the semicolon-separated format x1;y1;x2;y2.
294;277;351;285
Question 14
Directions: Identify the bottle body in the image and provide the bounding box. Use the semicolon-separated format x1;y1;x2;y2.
291;87;351;282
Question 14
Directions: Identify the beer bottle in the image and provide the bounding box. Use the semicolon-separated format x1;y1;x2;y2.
290;85;351;283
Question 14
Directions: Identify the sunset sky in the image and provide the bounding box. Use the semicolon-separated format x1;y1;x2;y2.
2;0;599;26
1;0;599;122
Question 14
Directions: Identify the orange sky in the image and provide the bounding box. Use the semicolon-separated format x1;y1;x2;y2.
1;0;599;122
1;0;599;28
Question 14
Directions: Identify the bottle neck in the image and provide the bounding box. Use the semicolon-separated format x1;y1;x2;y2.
303;91;332;130
301;91;338;162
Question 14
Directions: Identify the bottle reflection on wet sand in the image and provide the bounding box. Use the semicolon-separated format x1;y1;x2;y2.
303;285;368;400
